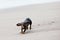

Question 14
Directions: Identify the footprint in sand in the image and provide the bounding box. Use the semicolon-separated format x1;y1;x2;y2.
48;21;55;25
37;24;40;26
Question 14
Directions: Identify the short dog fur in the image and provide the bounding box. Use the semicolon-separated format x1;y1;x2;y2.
16;18;32;34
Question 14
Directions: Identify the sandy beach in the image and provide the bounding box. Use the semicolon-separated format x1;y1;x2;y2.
0;1;60;40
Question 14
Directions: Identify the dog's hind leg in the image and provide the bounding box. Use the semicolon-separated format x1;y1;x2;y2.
30;24;32;30
30;21;32;30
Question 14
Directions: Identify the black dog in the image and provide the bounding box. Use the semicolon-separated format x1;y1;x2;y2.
16;18;32;34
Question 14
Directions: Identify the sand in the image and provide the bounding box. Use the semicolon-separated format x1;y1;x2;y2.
0;2;60;40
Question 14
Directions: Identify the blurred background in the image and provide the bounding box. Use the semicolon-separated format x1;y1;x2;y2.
0;0;60;9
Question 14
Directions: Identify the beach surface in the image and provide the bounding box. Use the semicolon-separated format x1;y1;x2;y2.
0;2;60;40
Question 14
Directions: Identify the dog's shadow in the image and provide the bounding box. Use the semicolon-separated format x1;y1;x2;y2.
25;28;60;34
25;28;47;34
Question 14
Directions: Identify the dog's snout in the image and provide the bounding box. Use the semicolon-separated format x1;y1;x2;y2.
16;24;19;26
16;23;21;26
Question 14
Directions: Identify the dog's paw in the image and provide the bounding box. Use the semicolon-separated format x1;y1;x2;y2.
20;32;25;34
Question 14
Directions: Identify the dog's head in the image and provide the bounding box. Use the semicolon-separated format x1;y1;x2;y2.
16;23;22;26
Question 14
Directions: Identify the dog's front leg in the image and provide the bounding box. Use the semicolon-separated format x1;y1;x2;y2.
21;25;24;34
24;28;26;33
21;28;23;33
